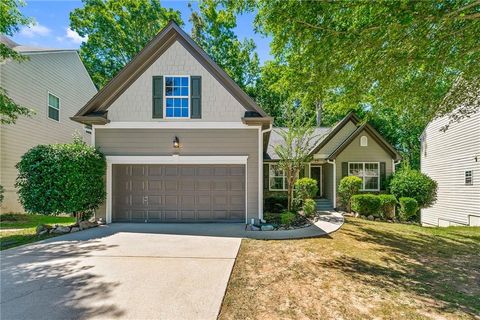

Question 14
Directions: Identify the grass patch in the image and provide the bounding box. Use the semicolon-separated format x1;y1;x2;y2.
219;218;480;320
0;213;76;250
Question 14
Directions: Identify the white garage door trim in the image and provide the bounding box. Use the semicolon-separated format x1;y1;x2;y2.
105;155;249;224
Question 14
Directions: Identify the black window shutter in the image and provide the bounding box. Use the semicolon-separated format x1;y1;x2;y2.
152;76;163;118
380;162;386;190
264;164;269;190
190;76;201;119
342;162;348;178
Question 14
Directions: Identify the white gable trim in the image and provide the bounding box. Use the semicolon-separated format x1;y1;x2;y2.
94;122;260;129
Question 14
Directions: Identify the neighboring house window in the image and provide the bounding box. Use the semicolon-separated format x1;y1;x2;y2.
349;162;380;191
269;163;287;191
360;135;368;147
465;170;473;185
84;124;92;134
165;76;189;118
48;93;60;121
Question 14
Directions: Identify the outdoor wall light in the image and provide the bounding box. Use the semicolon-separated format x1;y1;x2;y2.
173;136;180;148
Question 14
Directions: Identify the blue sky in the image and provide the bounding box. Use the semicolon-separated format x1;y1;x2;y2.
11;0;272;64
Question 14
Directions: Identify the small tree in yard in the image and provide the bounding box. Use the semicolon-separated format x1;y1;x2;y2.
274;106;319;211
338;176;363;212
16;137;106;222
389;165;437;208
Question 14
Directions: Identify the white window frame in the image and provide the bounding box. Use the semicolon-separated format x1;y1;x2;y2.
47;92;60;122
163;75;190;119
360;135;368;147
465;170;473;185
348;162;380;191
269;163;287;191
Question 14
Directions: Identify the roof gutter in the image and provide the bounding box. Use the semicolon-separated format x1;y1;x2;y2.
258;122;273;221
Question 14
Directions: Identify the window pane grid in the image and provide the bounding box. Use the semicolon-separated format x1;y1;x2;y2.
165;76;189;118
465;170;473;185
349;162;379;191
48;93;59;121
269;164;287;191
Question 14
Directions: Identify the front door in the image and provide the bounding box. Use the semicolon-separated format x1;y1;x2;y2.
310;166;322;198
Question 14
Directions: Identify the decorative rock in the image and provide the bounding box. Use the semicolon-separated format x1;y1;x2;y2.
38;230;48;236
36;225;46;235
97;218;106;225
52;226;70;234
261;224;274;231
70;227;80;233
250;225;260;231
367;215;374;221
79;220;98;230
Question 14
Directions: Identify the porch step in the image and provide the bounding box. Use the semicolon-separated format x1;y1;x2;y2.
315;198;333;211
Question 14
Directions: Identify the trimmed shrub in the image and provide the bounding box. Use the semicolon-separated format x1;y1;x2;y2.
264;212;280;224
302;198;316;218
351;194;381;217
264;196;288;213
280;211;296;226
338;176;363;212
15;137;106;221
399;197;419;221
389;167;437;208
378;194;397;219
294;178;318;201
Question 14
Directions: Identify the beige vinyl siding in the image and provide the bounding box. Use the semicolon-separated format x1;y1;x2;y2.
107;40;247;122
421;111;480;226
95;128;259;221
0;52;97;212
314;120;357;158
322;163;334;202
335;130;394;206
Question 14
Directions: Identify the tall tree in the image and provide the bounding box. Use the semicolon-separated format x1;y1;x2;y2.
189;0;260;92
0;0;33;124
70;0;183;88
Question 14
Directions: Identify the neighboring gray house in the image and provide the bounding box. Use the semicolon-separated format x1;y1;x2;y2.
73;22;401;224
420;108;480;227
0;36;97;213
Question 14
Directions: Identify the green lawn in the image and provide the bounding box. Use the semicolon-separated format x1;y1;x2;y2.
220;218;480;320
0;213;76;250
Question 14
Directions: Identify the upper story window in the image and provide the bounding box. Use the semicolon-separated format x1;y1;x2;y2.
48;93;60;121
269;163;287;191
165;76;189;118
465;170;473;185
360;135;368;147
349;162;379;191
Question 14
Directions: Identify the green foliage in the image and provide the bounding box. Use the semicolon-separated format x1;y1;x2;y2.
0;185;4;204
263;212;280;224
70;0;183;88
338;176;363;211
351;194;382;217
294;177;318;201
190;0;260;91
399;197;419;222
15;138;106;217
389;167;437;208
274;106;319;210
264;195;288;213
0;0;33;125
378;194;397;220
280;211;296;226
302;199;316;218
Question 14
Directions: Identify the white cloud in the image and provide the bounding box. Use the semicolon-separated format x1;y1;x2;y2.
65;28;87;44
19;23;51;38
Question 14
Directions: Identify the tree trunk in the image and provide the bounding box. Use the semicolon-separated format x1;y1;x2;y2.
75;212;83;224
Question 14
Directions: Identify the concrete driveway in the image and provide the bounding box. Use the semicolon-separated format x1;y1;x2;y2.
0;224;242;320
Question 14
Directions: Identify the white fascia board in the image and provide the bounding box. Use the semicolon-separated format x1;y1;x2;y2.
106;155;248;165
94;122;260;129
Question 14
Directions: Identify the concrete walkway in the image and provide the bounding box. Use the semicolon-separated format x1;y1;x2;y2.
0;212;343;320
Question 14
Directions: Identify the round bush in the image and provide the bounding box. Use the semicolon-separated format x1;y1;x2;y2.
15;138;106;220
351;194;381;217
389;167;437;208
378;194;397;219
280;211;296;226
302;198;316;218
399;197;419;221
294;178;318;201
338;176;363;211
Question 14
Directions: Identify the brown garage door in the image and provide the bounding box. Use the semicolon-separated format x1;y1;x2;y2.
112;164;245;222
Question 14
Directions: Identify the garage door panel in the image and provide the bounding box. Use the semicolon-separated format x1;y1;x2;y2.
112;164;245;222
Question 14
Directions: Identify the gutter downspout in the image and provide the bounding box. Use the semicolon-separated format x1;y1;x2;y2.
259;123;273;221
326;159;336;209
393;159;401;173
